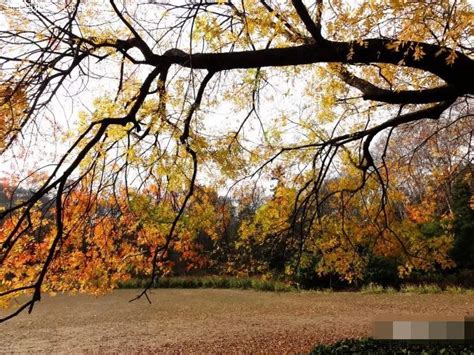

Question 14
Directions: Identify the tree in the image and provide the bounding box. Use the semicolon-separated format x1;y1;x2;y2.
451;168;474;269
0;1;472;321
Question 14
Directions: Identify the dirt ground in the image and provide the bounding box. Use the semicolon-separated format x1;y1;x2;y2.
1;289;473;354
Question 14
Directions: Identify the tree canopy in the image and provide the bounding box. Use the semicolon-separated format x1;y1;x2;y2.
0;0;472;321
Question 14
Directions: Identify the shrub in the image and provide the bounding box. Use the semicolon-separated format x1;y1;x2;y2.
311;338;474;354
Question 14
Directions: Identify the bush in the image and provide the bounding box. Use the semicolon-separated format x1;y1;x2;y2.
311;338;474;354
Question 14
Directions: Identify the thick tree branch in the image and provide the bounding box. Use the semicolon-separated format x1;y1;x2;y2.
154;39;473;93
337;66;462;104
326;99;456;147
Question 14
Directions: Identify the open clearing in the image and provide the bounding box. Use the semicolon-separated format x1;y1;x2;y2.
1;289;473;353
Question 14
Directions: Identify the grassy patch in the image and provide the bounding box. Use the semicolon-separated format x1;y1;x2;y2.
361;283;474;294
401;284;443;294
118;276;295;292
361;283;397;294
119;277;474;294
311;338;474;354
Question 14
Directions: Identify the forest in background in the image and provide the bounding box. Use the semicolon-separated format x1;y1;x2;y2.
2;141;472;292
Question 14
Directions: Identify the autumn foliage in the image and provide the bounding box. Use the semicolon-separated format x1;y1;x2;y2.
0;0;473;319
